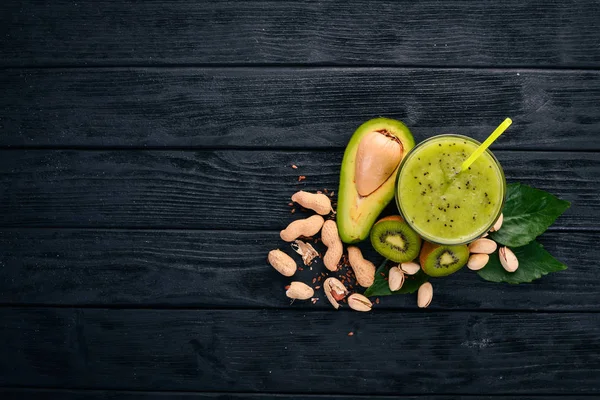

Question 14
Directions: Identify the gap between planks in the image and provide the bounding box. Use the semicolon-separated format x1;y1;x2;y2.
1;304;600;314
3;63;600;72
0;226;595;232
2;387;599;398
0;145;599;153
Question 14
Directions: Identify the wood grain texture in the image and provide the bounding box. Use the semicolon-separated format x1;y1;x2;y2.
0;150;596;229
1;308;600;394
0;389;593;400
1;1;599;67
2;68;600;150
0;229;593;310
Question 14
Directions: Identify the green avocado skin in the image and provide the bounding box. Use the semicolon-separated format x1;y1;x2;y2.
336;118;415;243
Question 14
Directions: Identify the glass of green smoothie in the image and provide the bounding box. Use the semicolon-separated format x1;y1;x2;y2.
395;134;506;245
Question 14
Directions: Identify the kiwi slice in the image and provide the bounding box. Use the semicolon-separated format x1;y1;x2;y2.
419;241;469;277
370;216;422;263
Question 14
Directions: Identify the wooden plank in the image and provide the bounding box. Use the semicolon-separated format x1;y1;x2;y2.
1;1;599;67
0;389;592;400
0;150;595;230
1;308;599;394
1;68;600;150
0;229;594;310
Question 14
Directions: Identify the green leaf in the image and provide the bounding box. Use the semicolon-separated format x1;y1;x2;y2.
490;183;570;247
364;259;429;297
477;240;567;284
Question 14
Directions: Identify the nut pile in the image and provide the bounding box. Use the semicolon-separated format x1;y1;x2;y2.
269;188;518;311
466;214;519;273
268;188;381;311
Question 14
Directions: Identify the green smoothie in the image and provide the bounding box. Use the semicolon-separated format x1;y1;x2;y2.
396;135;505;244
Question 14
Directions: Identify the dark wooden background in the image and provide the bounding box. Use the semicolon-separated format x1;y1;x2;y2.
1;1;599;398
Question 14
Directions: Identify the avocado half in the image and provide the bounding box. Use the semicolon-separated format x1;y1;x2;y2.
336;118;415;243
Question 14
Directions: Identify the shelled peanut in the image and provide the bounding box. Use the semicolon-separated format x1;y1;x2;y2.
280;215;325;242
291;191;332;215
347;246;375;288
321;220;343;272
286;282;314;300
268;249;297;277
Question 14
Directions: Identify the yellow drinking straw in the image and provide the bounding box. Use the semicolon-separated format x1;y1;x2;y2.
461;118;512;172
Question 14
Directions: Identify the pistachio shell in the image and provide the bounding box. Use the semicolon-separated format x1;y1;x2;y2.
347;293;373;312
417;282;433;308
490;213;504;232
400;261;421;275
468;238;498;254
499;246;519;272
388;266;405;291
467;253;489;271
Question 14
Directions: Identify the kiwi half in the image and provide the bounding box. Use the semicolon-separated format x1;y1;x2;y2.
419;241;469;277
370;216;422;263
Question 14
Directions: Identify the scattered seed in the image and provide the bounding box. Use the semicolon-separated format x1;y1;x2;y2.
298;175;306;181
291;208;296;214
291;164;298;169
348;332;354;336
315;286;321;290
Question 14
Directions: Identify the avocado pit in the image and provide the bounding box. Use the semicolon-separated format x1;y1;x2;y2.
354;130;404;197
